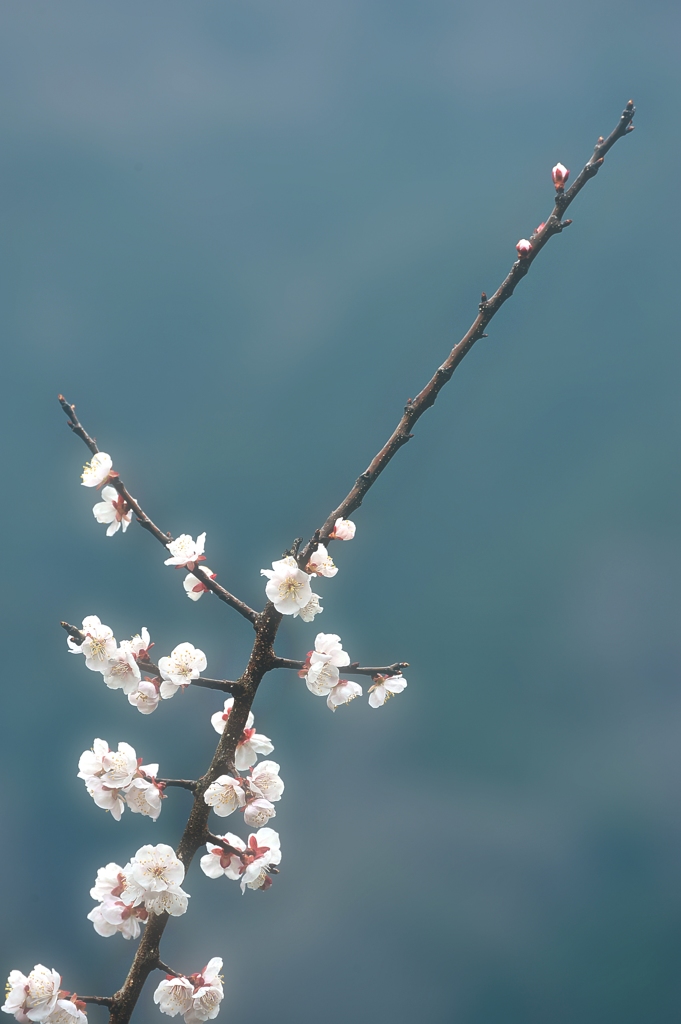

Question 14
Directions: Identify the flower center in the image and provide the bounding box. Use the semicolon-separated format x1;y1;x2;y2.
278;576;302;600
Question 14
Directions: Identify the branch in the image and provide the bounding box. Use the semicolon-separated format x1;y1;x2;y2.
79;997;114;1007
57;396;259;626
272;656;409;678
154;961;182;978
189;677;244;694
299;100;636;565
157;779;197;791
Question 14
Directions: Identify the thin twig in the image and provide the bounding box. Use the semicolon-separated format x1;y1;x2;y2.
58;396;259;626
79;997;114;1007
272;656;409;678
190;677;244;694
157;779;197;791
155;961;182;978
298;100;636;565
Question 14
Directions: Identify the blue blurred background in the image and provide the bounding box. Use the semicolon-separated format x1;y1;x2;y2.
1;1;680;1021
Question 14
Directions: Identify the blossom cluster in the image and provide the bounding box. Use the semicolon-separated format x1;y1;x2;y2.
67;618;207;714
154;959;223;1022
298;633;407;710
2;965;87;1023
200;828;282;894
88;844;189;939
78;739;164;821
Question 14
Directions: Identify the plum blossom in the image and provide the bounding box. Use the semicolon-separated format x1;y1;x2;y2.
367;672;408;708
128;678;161;714
203;775;246;818
210;698;274;770
126;771;163;820
184;959;224;1023
200;828;281;893
154;960;223;1023
81;452;113;488
552;161;570;189
326;678;363;711
261;556;312;615
2;965;61;1021
78;739;138;789
516;238;532;257
305;633;351;696
78;742;164;820
82;777;127;821
164;534;206;570
101;644;141;693
297;593;323;622
87;859;156;934
242;798;276;827
92;486;132;536
158;643;207;699
249;761;284;804
329;517;356;541
153;976;194;1018
121;844;189;918
67;616;116;671
183;568;216;601
44;996;88;1024
306;544;338;578
87;898;147;941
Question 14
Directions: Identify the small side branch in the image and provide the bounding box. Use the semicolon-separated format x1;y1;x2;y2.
58;397;259;626
190;677;244;694
272;656;409;678
79;997;114;1007
155;961;182;978
157;779;197;791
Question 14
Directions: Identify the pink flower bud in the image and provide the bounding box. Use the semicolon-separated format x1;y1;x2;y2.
516;238;532;257
552;162;569;189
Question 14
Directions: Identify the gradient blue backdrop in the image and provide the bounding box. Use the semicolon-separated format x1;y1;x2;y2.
1;2;680;1022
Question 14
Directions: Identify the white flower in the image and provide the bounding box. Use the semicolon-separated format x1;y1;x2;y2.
306;633;350;696
306;543;338;578
81;452;112;488
154;976;194;1018
164;533;206;569
128;678;160;714
210;698;274;770
87;898;147;940
184;959;224;1023
67;616;116;671
78;739;138;788
126;772;163;820
261;556;312;615
128;628;152;658
126;844;185;894
119;845;189;919
199;829;281;893
204;775;246;817
90;862;128;902
243;798;276;827
329;517;356;541
199;834;245;880
297;593;323;622
143;889;189;917
183;568;216;601
44;997;88;1024
100;643;141;693
367;673;407;708
326;678;362;711
2;965;61;1022
249;761;284;803
92;485;132;536
238;828;281;893
84;777;127;820
158;643;207;698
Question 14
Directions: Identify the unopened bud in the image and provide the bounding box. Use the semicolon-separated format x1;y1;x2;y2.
516;238;532;258
552;162;569;190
